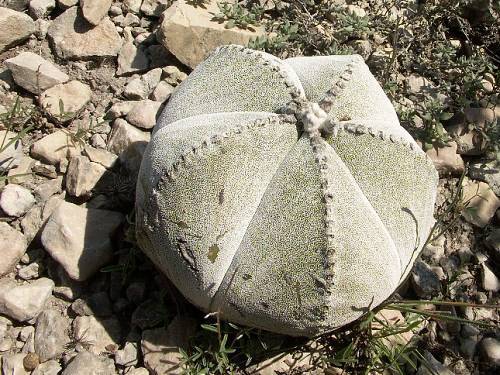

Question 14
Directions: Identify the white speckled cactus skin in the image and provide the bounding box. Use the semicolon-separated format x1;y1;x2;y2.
136;45;438;337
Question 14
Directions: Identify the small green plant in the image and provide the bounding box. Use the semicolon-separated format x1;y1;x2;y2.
475;117;500;162
179;318;290;374
415;99;454;151
65;327;95;352
215;1;264;30
0;97;36;183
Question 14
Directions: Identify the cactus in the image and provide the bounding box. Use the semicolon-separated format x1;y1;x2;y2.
136;45;438;337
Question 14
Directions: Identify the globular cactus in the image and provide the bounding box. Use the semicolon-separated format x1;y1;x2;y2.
136;45;438;337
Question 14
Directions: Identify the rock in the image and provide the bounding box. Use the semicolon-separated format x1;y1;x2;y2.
0;130;23;172
0;183;36;217
57;0;78;8
5;52;69;95
106;101;140;120
84;146;117;168
157;0;265;68
31;360;62;375
147;44;171;69
71;292;112;317
31;130;82;165
447;108;496;155
33;176;63;201
486;228;500;264
406;74;434;95
481;263;500;292
29;0;55;19
107;118;150;173
124;0;142;14
0;278;54;322
109;4;121;16
122;12;140;27
416;351;454;375
142;316;197;375
34;309;70;361
48;6;122;60
18;262;41;280
127;368;149;375
251;352;314;374
162;65;187;86
372;309;414;347
126;100;163;129
7;156;35;184
460;337;479;358
20;205;43;242
140;0;169;17
80;0;112;25
0;7;35;52
2;0;30;11
411;260;441;298
461;180;500;228
469;160;500;197
151;80;174;102
41;201;124;281
123;68;162;100
0;222;27;276
117;29;149;76
62;351;115;375
126;281;146;304
1;353;30;375
33;162;57;179
349;39;371;60
421;237;445;264
346;4;366;17
115;342;138;367
23;352;40;371
72;316;121;354
65;155;107;197
40;80;91;121
422;141;465;176
479;337;500;367
131;299;165;330
90;133;107;148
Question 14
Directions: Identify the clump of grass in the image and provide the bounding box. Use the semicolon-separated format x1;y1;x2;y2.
0;97;37;183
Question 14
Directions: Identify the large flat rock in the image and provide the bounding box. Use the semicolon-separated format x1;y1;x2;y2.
41;201;124;281
47;6;122;60
157;0;265;68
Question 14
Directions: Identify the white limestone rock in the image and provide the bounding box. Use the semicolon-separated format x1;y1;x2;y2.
0;183;36;217
0;278;54;322
65;155;107;197
40;80;91;121
157;0;265;68
80;0;112;25
41;201;124;280
72;315;121;354
47;6;122;60
0;222;27;276
29;0;55;19
62;351;115;375
30;130;82;165
126;99;163;129
5;52;68;95
117;28;149;76
0;7;35;52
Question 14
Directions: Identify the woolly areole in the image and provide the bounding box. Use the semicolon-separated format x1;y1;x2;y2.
136;45;438;337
